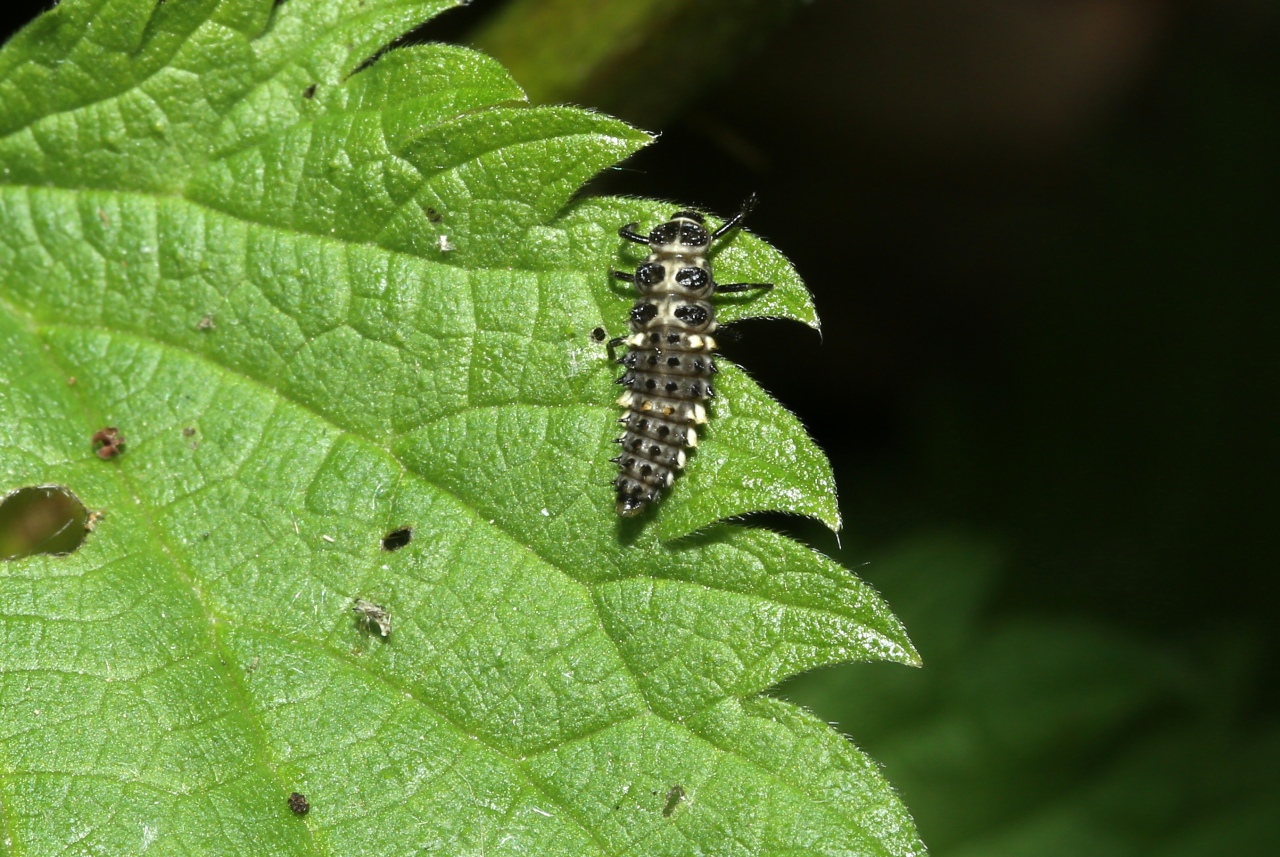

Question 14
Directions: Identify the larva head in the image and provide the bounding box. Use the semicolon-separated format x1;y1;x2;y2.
648;211;710;254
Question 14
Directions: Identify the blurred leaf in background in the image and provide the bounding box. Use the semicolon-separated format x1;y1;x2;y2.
782;534;1280;856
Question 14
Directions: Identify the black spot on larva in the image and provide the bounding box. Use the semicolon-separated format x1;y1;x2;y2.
0;485;89;560
591;326;607;342
679;223;708;246
303;84;317;99
674;304;708;326
288;792;310;815
636;263;664;286
611;201;773;517
675;267;709;290
630;303;658;325
648;222;679;246
381;527;412;551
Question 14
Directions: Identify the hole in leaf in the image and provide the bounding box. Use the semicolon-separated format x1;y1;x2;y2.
381;527;412;551
0;485;90;560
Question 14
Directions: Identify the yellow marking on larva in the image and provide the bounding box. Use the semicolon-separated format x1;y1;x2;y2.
685;426;698;447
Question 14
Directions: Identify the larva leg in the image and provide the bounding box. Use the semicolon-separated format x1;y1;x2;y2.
618;223;650;244
711;192;759;240
716;282;774;294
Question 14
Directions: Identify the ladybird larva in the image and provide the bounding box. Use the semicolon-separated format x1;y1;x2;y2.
609;195;773;517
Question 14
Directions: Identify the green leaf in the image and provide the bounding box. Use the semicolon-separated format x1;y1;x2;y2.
0;1;919;854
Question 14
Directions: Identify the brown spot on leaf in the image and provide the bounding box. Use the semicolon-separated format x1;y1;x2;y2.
92;427;124;459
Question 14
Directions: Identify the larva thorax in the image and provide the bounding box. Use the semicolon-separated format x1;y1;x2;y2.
612;206;762;518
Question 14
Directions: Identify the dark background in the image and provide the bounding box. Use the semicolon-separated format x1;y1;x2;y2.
4;1;1277;852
